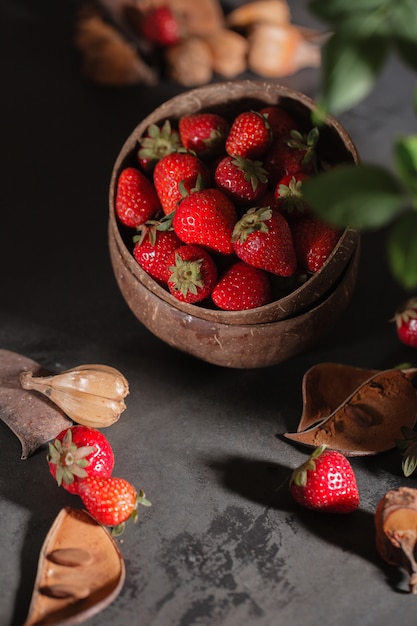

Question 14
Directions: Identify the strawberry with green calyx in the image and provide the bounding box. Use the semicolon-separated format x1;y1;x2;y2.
225;110;272;159
274;172;310;220
167;244;218;303
396;426;417;477
47;426;115;495
211;261;271;311
133;216;182;284
78;475;151;535
263;126;319;189
258;106;300;140
232;206;297;277
138;120;182;173
393;298;417;348
115;167;161;228
289;445;360;514
179;112;229;160
153;152;211;215
290;214;342;273
214;155;268;205
173;188;237;254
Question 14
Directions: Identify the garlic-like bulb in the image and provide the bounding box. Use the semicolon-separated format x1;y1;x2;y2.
20;364;129;428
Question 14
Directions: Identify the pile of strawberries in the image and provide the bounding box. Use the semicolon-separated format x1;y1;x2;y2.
115;104;342;311
48;425;151;534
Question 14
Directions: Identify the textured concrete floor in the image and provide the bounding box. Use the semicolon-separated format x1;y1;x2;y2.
1;1;417;625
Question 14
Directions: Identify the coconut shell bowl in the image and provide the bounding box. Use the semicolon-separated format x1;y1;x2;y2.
108;80;360;369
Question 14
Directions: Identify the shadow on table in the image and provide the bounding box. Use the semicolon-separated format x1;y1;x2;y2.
208;453;410;595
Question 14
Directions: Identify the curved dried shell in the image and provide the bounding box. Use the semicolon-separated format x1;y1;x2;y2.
23;507;125;625
283;364;417;456
20;364;129;428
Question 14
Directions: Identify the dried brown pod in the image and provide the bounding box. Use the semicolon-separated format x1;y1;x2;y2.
283;364;417;456
0;349;72;459
74;5;157;86
20;364;129;429
204;29;249;78
375;487;417;593
23;507;125;625
164;36;213;86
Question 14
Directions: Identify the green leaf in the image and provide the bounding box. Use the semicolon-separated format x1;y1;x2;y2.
390;0;417;71
308;0;388;24
395;135;417;204
320;33;388;114
387;211;417;291
303;163;407;229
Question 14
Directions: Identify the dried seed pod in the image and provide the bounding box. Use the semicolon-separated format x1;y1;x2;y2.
23;507;125;626
283;364;417;456
20;364;129;428
375;487;417;593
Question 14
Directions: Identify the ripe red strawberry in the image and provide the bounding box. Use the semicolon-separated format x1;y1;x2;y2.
263;127;319;189
153;152;211;215
115;167;161;228
232;207;297;277
258;106;300;139
214;155;268;205
179;113;229;159
78;476;150;529
133;219;182;284
289;445;360;513
211;261;271;310
393;297;417;347
291;215;342;273
138;120;182;173
47;426;114;495
274;172;310;220
139;5;181;47
173;188;237;254
225;110;272;159
167;244;218;303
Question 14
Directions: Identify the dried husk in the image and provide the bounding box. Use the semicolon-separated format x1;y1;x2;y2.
20;364;129;429
0;350;72;459
23;507;125;625
375;487;417;593
283;364;417;456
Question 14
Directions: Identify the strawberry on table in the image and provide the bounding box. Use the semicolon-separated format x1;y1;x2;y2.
232;206;297;277
78;475;151;531
133;219;182;284
393;297;417;347
153;152;211;215
167;244;218;303
225;110;272;159
179;112;229;160
139;5;182;47
214;155;268;205
47;426;115;495
289;445;360;514
211;261;271;310
291;214;342;273
173;188;237;254
115;167;161;228
138;120;182;173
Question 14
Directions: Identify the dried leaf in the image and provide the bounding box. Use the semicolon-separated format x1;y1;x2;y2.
0;350;72;459
283;364;417;456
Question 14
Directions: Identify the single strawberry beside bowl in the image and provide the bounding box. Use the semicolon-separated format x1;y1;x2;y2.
394;297;417;348
47;426;115;495
289;445;360;514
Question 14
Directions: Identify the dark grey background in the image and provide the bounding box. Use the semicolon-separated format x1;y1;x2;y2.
1;1;417;625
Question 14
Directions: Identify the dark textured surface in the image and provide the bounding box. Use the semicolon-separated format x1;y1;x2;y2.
1;1;417;625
